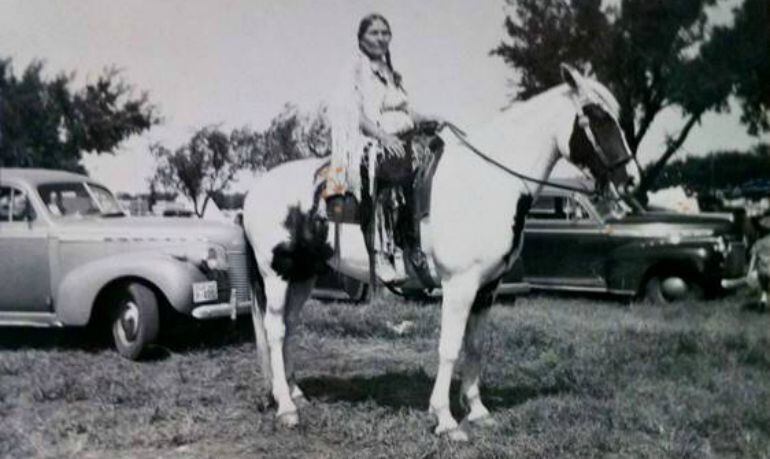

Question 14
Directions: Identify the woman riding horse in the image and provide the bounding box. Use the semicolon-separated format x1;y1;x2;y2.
243;54;637;440
327;13;443;283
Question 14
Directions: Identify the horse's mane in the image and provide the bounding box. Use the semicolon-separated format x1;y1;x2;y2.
498;78;619;121
461;77;620;165
497;84;572;122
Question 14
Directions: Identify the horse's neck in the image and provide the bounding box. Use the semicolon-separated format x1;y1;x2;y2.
463;86;572;191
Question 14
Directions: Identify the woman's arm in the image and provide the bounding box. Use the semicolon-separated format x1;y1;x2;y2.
359;107;406;158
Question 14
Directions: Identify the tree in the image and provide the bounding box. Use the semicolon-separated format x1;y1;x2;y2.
150;104;329;216
702;0;769;136
250;103;330;171
651;143;770;193
491;0;767;193
0;59;159;172
151;126;252;217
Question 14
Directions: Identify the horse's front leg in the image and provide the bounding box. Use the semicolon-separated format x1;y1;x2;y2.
429;272;479;441
460;289;497;428
261;275;299;427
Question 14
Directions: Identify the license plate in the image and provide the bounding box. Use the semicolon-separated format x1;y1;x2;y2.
193;281;218;303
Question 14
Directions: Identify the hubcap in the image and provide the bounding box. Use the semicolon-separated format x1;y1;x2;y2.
661;277;688;300
117;300;140;343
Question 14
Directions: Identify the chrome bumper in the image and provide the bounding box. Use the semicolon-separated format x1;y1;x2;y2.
192;288;253;319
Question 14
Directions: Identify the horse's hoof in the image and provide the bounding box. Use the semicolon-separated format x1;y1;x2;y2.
276;411;299;429
435;425;469;442
445;427;470;442
468;415;498;429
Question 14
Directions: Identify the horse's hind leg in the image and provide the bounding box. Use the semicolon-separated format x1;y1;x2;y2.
283;277;315;406
429;272;479;441
460;286;497;427
262;275;300;427
250;277;272;395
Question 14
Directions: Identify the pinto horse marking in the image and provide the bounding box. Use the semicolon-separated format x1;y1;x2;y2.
270;206;333;282
242;63;637;439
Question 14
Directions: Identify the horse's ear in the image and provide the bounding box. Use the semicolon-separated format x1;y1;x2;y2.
560;63;582;91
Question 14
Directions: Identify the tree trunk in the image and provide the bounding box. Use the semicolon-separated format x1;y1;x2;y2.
192;196;201;218
200;194;211;217
636;113;700;199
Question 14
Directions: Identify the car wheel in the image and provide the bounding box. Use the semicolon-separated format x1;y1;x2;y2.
644;275;704;304
111;282;160;360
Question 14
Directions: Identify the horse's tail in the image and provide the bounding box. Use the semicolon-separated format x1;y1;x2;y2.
270;205;333;282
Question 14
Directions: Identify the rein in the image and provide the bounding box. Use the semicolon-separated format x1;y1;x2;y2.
443;123;595;195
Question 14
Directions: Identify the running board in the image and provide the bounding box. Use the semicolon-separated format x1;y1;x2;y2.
0;312;63;328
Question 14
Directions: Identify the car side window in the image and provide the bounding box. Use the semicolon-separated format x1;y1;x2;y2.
0;186;34;222
530;196;564;220
529;195;594;222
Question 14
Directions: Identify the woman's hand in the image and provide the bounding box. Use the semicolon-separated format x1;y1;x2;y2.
428;114;447;130
380;133;406;158
412;111;448;133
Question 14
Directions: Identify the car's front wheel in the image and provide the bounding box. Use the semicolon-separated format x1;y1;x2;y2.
644;274;704;304
111;282;160;360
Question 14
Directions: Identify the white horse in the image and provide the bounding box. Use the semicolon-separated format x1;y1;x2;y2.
243;65;637;441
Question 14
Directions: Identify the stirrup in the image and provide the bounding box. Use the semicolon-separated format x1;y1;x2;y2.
376;252;408;284
405;246;436;289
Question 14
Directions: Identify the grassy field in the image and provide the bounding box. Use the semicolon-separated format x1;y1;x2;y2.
1;293;769;458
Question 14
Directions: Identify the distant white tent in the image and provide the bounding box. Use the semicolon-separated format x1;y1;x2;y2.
200;195;230;222
647;186;700;214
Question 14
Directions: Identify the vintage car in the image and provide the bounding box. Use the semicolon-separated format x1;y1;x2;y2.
503;184;749;302
0;168;255;359
315;183;749;304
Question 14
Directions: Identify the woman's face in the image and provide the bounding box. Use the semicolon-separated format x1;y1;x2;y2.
359;19;391;59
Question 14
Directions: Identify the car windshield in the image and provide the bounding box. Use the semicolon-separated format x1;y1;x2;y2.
38;182;125;218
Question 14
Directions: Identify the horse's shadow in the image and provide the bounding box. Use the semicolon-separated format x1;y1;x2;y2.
299;369;567;414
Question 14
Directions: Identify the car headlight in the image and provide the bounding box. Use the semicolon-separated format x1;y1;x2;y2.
168;244;229;271
202;245;229;271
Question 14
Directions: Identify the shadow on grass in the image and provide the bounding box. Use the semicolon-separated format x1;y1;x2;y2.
300;369;567;415
0;316;256;356
0;327;105;352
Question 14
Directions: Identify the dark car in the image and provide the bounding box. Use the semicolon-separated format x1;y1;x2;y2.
314;184;748;303
735;179;770;201
504;185;748;302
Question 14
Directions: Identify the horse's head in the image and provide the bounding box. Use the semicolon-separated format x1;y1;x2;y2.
558;64;638;195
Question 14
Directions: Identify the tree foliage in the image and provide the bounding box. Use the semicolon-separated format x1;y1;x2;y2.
651;143;770;193
150;104;329;216
492;0;768;192
252;103;330;170
151;126;252;217
0;59;159;173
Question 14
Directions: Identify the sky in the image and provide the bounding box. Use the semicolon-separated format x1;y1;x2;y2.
0;0;766;193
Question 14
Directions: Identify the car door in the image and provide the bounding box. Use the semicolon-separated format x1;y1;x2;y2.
0;185;52;312
521;193;608;290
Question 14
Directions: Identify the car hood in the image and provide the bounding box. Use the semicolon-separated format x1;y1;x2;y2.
608;211;736;236
53;216;246;247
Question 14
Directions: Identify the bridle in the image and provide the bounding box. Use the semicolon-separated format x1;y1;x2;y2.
443;100;625;196
572;102;632;173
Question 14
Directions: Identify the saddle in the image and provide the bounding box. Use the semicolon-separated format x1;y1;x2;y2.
317;123;444;292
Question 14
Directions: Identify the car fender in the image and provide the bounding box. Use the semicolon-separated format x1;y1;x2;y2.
606;242;712;292
55;252;205;325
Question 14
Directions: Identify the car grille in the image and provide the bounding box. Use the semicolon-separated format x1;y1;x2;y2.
724;241;748;277
226;250;256;303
